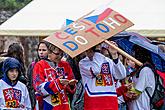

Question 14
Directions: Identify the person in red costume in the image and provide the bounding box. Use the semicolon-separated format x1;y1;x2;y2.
33;42;77;110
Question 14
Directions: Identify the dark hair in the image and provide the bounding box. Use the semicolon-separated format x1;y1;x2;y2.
91;44;101;53
133;45;152;64
6;43;26;76
36;40;49;60
37;41;49;50
7;43;24;64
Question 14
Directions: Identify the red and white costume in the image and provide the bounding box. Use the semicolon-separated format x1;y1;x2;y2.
33;59;74;110
79;52;126;110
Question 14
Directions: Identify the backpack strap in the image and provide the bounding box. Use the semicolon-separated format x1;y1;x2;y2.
74;80;84;104
144;64;164;99
145;87;152;99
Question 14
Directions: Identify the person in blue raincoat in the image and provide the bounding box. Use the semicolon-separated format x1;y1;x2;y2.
0;57;31;109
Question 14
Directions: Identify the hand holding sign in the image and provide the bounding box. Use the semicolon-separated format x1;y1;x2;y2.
107;41;118;59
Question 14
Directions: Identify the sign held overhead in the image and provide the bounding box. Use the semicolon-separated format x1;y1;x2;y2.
44;5;134;58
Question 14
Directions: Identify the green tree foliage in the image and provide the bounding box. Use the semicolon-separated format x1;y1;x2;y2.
0;0;32;10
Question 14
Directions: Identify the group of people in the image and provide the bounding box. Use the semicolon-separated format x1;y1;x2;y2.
0;39;164;110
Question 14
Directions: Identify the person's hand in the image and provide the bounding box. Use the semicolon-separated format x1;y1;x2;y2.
125;87;140;100
126;91;139;100
125;83;134;90
60;79;69;86
107;41;118;59
69;79;78;85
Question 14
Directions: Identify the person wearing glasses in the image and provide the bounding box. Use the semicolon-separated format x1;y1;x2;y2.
33;42;77;110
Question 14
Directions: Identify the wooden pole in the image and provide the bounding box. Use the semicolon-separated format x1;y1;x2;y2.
105;40;143;66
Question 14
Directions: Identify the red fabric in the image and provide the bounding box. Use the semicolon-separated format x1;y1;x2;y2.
58;61;74;80
156;70;165;87
36;96;43;110
33;60;74;110
84;92;118;110
58;61;76;94
33;60;74;91
65;85;76;94
49;78;64;93
116;85;128;96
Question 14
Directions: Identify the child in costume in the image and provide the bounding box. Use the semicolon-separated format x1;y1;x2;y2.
0;57;31;109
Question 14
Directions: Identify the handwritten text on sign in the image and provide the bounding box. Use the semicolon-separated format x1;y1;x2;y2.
44;8;133;57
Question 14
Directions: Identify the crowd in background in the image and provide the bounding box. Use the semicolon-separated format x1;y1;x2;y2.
0;36;164;110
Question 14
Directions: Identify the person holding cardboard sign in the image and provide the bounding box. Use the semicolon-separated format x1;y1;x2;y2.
33;42;77;110
79;41;126;110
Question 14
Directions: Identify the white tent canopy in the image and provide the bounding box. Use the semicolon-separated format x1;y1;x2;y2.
0;0;165;37
109;0;165;37
0;0;111;36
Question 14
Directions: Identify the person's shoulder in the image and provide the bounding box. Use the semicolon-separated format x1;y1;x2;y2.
140;66;154;75
37;59;46;63
95;52;105;57
60;60;69;64
79;56;88;64
0;80;6;89
0;79;3;83
94;52;111;62
17;81;27;87
141;66;153;71
27;61;36;68
95;52;109;60
34;59;47;66
59;60;71;67
15;81;29;92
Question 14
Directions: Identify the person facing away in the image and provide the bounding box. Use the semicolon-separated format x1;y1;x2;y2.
79;41;126;110
127;45;155;110
0;57;31;109
26;41;49;110
33;42;77;110
1;43;27;84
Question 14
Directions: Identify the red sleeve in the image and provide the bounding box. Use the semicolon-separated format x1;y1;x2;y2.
49;78;64;93
59;61;76;94
116;85;128;96
66;62;74;80
65;62;76;94
33;60;65;94
33;61;45;91
59;61;74;80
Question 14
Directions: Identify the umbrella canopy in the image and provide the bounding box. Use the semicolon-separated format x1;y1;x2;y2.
112;32;165;72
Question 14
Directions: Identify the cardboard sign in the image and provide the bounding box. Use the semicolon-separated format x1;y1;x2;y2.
44;7;134;58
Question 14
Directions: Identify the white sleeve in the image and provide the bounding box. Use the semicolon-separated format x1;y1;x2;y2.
79;60;97;86
24;86;32;110
79;61;95;79
108;58;126;80
135;67;155;93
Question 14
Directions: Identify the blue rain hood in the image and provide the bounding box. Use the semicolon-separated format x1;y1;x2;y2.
2;57;21;86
